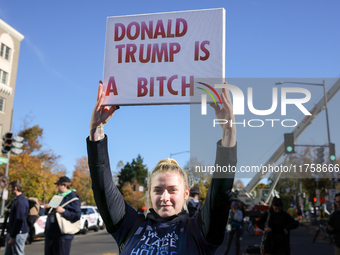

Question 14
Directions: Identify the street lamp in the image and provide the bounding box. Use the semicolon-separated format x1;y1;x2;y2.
275;80;331;146
170;151;190;158
41;162;47;204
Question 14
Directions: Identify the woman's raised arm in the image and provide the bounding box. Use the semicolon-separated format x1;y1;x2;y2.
89;81;119;141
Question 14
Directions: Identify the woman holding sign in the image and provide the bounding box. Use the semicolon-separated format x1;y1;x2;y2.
87;81;236;254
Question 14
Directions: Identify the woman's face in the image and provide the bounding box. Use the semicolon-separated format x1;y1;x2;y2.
150;172;189;217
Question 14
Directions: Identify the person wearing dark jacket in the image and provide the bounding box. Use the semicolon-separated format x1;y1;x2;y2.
5;180;29;255
87;82;236;254
223;201;243;255
327;193;340;255
257;197;299;255
187;186;202;218
44;176;81;255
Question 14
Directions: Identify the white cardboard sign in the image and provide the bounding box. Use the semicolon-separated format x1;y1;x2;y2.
103;8;225;106
49;195;64;208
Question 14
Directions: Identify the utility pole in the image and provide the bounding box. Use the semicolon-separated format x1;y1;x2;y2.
0;151;10;216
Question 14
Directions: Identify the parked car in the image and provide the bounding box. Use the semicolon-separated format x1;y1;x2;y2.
94;207;104;229
80;206;100;234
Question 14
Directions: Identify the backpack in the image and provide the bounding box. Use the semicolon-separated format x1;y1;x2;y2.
26;197;40;227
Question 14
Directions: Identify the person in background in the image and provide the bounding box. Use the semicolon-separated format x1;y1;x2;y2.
287;204;297;219
44;176;81;255
318;207;327;225
5;180;29;255
237;201;246;239
327;193;340;255
223;201;243;255
257;197;299;255
187;186;202;218
238;201;245;220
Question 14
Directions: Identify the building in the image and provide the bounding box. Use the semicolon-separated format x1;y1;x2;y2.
0;19;24;138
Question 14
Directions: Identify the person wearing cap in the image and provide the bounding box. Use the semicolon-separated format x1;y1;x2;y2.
187;186;202;218
257;197;299;255
44;176;81;255
222;201;243;255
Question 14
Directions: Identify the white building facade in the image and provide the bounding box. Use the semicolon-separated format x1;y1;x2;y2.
0;19;24;139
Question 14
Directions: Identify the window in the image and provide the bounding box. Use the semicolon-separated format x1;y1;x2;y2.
0;43;11;60
0;69;8;85
0;97;4;112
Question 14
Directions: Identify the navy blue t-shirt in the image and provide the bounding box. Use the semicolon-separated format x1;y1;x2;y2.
113;206;217;255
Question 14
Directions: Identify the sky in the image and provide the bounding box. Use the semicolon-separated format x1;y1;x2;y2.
1;0;340;188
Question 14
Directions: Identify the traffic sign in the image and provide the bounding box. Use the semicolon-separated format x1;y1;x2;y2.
2;189;8;200
0;157;8;164
0;176;9;189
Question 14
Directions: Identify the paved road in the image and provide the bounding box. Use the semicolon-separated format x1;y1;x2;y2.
18;230;119;255
7;224;335;255
215;224;334;255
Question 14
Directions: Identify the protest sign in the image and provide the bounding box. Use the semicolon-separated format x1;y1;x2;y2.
103;8;225;105
49;195;64;208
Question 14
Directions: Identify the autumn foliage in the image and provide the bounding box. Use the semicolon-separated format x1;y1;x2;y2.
72;156;95;205
0;125;66;203
121;180;146;210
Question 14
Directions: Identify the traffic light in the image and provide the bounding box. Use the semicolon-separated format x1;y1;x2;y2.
1;133;24;155
316;147;324;164
2;132;13;154
284;133;295;154
329;143;336;162
11;135;24;155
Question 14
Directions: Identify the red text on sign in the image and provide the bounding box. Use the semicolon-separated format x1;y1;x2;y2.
137;75;194;97
114;18;188;41
116;43;181;63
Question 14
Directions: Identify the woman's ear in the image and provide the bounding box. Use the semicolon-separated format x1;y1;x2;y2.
184;187;190;200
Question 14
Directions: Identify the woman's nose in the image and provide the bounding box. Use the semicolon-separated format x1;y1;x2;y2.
161;190;170;201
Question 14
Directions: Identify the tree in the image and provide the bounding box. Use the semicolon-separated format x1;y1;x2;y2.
72;156;95;205
233;179;245;190
117;155;148;192
121;180;146;210
267;146;334;209
0;125;65;203
184;157;212;203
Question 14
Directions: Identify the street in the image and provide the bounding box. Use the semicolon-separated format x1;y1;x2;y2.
13;223;334;255
215;223;334;255
17;230;119;255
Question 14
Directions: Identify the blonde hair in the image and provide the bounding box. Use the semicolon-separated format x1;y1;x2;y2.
146;158;190;214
